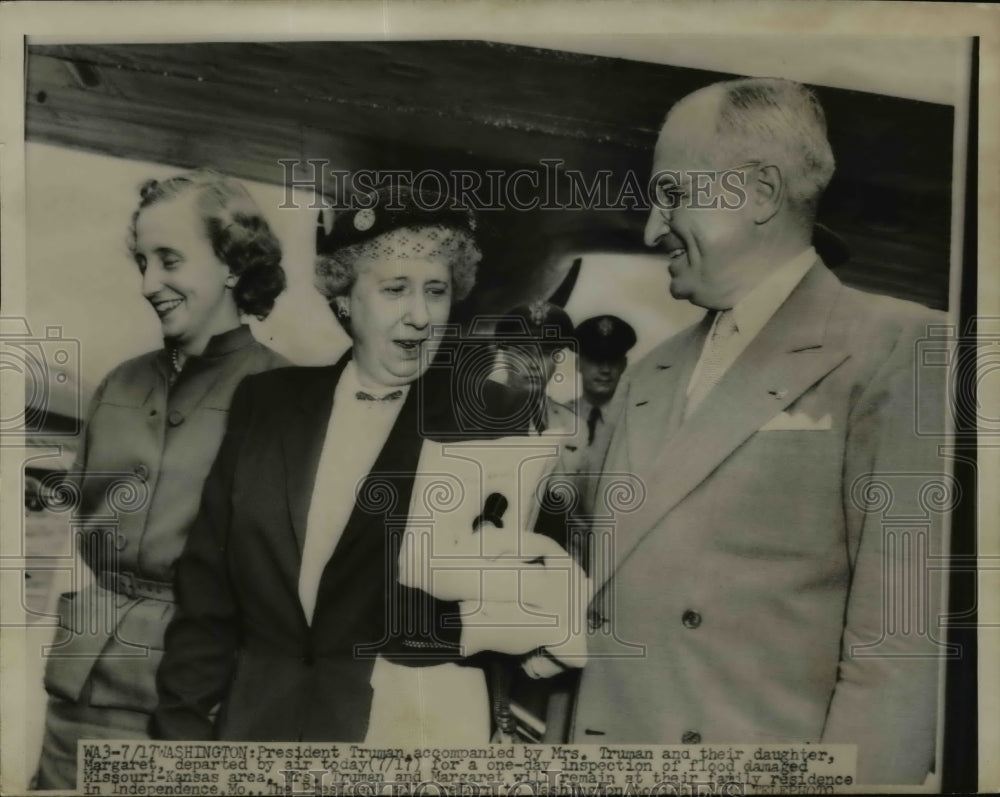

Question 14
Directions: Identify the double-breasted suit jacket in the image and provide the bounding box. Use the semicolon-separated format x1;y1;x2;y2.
153;353;527;742
572;262;946;784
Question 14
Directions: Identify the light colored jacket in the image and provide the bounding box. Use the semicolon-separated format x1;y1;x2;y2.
573;263;946;785
44;326;288;715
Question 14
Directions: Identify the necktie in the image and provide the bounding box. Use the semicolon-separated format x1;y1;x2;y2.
355;390;403;402
586;405;602;445
686;309;738;417
532;403;548;434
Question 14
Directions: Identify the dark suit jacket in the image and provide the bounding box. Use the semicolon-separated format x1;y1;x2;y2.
153;351;527;741
574;262;946;784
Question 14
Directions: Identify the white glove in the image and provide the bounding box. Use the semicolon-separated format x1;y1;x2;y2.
459;539;590;668
522;650;571;679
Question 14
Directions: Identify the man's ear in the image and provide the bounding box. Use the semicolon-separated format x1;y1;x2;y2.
752;164;785;225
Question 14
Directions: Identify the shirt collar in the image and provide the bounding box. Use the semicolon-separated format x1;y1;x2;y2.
338;358;412;403
158;324;256;374
728;247;817;340
577;395;604;418
161;325;256;359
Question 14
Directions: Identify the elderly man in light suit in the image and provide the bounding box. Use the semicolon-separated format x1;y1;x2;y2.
571;78;946;785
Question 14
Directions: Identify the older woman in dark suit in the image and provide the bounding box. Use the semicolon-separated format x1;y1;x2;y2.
36;172;288;788
153;187;578;745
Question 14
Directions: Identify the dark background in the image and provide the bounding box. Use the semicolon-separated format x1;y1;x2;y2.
26;40;954;318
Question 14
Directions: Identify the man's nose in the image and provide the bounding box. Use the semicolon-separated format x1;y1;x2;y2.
644;206;670;248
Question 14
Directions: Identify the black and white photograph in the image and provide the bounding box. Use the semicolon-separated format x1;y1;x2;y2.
1;2;996;795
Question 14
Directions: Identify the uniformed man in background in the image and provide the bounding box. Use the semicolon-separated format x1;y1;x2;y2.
570;314;637;459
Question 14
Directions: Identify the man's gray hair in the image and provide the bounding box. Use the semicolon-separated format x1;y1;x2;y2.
674;77;836;213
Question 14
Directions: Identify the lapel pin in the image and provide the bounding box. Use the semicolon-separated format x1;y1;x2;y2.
768;389;788;400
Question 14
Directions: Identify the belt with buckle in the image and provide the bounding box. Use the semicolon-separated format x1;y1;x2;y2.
99;570;175;602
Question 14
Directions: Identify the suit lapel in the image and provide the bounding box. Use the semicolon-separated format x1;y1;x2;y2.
321;382;424;567
309;373;436;629
589;320;705;524
604;263;850;586
623;317;710;472
282;356;348;560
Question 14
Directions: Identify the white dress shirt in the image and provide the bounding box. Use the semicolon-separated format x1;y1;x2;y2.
572;395;609;444
686;247;817;400
298;360;408;624
299;361;491;746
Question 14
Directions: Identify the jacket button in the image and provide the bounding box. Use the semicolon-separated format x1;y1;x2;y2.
133;464;149;481
682;731;701;744
167;410;185;427
682;609;702;629
587;609;609;632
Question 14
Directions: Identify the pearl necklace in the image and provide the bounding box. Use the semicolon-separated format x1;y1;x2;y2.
170;347;183;374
